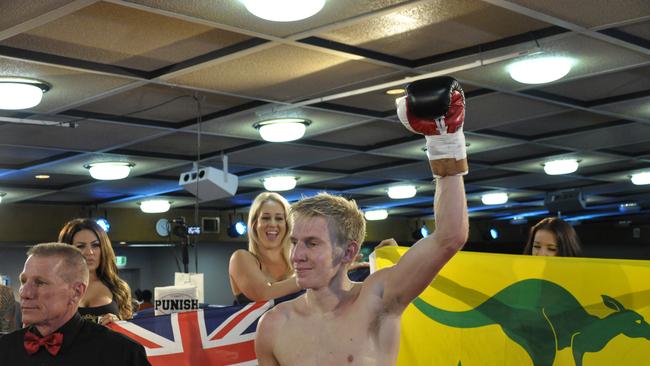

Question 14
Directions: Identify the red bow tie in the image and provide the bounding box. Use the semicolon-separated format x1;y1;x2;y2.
24;331;64;356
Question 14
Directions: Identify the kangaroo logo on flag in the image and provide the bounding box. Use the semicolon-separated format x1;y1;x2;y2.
414;279;650;366
110;301;273;366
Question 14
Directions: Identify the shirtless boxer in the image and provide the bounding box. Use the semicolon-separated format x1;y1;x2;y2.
255;76;469;366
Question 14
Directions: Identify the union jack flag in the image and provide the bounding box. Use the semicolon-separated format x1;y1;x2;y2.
109;301;273;366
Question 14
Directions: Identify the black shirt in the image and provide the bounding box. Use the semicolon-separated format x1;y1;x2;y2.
78;299;120;323
0;313;151;366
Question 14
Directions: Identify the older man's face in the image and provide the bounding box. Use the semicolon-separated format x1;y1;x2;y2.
19;256;76;327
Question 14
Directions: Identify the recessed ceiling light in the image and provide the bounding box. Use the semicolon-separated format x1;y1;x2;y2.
35;174;50;179
0;77;51;110
387;185;416;199
254;118;311;142
243;0;326;22
140;199;171;213
262;176;297;191
507;55;574;84
544;159;579;175
631;172;650;185
364;209;388;221
481;192;508;205
84;161;134;180
385;88;405;95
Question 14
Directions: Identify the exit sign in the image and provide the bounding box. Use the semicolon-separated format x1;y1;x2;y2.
116;256;127;268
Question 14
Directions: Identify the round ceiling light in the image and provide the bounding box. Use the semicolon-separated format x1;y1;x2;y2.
481;192;508;205
140;199;171;213
364;209;388;221
507;56;574;84
262;176;297;191
387;185;417;199
544;159;579;175
254;118;311;142
243;0;326;22
631;172;650;185
84;161;134;180
0;77;51;110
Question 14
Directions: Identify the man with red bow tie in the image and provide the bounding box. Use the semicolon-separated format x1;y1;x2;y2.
0;243;150;365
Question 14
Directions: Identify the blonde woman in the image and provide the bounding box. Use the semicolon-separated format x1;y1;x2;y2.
229;192;301;305
58;219;132;324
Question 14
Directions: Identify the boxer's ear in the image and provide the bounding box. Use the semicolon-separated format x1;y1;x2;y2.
342;240;359;263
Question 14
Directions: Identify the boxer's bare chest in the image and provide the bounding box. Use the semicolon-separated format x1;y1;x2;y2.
274;306;399;365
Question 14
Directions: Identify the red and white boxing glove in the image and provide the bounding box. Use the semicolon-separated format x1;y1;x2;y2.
396;76;467;175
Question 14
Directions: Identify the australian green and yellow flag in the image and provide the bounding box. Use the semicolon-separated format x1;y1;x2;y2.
373;247;650;366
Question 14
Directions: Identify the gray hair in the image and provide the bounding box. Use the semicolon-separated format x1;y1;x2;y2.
27;242;89;285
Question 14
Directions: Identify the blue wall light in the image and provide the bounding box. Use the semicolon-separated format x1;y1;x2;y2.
96;218;110;232
228;220;247;238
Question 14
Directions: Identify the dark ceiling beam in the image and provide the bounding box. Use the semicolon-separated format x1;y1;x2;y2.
150;38;270;79
0;45;149;79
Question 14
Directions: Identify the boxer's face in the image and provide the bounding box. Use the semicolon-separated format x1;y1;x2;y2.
531;229;558;257
19;256;77;327
72;229;101;273
290;215;344;289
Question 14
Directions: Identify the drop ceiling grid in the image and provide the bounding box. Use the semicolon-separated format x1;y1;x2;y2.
319;0;551;59
0;1;254;72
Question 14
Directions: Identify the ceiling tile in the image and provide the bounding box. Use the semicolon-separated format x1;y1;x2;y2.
485;110;616;138
0;120;166;152
1;2;252;71
541;122;650;150
539;64;650;102
123;132;255;157
471;144;567;164
228;144;353;169
507;0;650;28
309;119;413;147
168;44;397;101
306;153;410;173
0;1;75;32
465;93;568;131
76;84;251;123
320;0;550;60
125;0;410;38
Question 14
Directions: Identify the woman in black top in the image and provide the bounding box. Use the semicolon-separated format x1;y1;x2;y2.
229;192;301;305
58;219;132;323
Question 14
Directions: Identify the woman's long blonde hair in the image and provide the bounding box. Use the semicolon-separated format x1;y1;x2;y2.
247;192;293;274
58;218;133;319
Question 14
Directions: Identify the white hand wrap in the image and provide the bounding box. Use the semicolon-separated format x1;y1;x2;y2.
424;126;467;162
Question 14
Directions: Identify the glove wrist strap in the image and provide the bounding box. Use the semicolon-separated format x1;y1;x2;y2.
424;129;467;161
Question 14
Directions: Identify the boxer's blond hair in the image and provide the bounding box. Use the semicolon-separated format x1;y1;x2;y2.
291;193;366;250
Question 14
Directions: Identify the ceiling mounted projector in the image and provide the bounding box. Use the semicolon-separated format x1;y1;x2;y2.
179;166;238;202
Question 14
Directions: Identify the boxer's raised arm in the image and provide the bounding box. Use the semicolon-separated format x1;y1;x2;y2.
381;77;469;312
